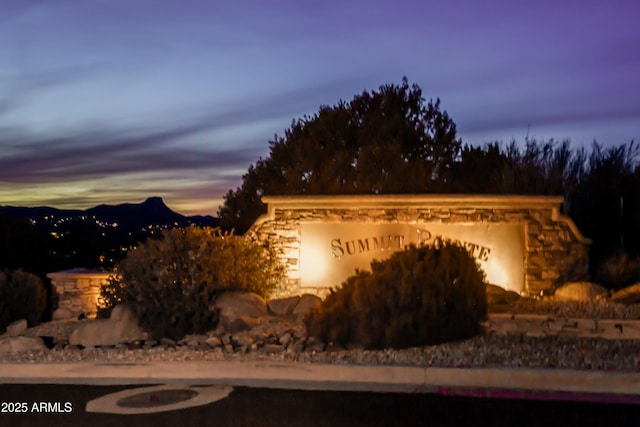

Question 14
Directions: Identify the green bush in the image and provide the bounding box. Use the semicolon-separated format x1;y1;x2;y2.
0;269;47;332
98;226;285;339
305;242;487;349
595;251;640;289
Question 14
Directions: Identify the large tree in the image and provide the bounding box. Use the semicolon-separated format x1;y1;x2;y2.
219;78;461;233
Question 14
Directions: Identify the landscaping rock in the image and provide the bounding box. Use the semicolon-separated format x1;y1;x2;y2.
293;294;322;319
553;282;608;302
216;292;268;332
52;308;74;320
268;296;301;316
206;336;222;347
232;333;255;347
223;315;263;333
4;319;28;337
0;336;47;356
263;343;285;353
68;304;149;347
160;337;177;346
304;337;325;352
486;284;521;305
611;283;640;304
179;335;202;347
279;332;292;346
216;291;268;317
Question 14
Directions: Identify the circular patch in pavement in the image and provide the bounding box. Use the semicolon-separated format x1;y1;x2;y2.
117;389;198;408
86;384;234;414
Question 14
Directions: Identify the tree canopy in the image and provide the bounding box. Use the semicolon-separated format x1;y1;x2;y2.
219;78;461;233
218;79;640;282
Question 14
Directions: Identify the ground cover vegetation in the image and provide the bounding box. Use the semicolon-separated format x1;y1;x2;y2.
305;242;487;349
0;269;47;333
97;226;284;339
220;78;640;287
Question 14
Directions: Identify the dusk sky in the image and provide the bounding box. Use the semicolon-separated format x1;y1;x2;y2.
1;0;638;215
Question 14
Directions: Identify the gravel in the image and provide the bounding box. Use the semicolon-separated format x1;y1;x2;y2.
4;300;640;372
3;334;640;372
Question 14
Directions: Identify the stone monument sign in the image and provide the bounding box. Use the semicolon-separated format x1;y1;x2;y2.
248;195;590;298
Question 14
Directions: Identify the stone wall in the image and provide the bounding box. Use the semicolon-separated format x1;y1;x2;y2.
248;195;591;298
47;269;111;319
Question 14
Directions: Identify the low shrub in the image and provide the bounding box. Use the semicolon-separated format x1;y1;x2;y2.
595;251;640;289
0;269;47;332
305;242;487;349
98;226;285;339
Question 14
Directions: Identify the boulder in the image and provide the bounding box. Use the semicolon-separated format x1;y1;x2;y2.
215;292;268;332
4;319;28;337
222;315;262;333
216;292;268;317
0;336;47;356
52;308;74;320
68;304;149;347
268;296;301;316
611;282;640;304
553;282;608;302
486;284;521;307
110;303;137;322
292;294;322;319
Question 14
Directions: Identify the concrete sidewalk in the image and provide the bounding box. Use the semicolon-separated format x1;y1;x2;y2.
1;361;639;400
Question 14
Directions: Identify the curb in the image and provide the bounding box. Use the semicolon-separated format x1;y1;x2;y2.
1;361;639;401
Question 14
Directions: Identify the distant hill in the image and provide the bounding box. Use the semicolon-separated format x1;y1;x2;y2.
0;197;219;230
0;197;220;271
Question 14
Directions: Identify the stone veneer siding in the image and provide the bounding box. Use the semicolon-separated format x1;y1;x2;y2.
47;269;111;318
248;195;591;298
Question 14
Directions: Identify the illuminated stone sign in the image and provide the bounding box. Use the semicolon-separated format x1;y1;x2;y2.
249;195;590;298
299;223;524;292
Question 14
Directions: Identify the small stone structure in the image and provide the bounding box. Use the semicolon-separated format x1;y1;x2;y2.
248;195;591;298
47;268;111;319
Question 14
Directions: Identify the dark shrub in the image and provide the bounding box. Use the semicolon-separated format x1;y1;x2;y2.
98;226;284;339
0;269;47;332
306;242;487;349
595;251;640;289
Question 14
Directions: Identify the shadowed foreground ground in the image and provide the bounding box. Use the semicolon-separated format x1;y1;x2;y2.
1;384;639;427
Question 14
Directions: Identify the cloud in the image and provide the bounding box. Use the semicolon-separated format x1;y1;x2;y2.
0;125;263;183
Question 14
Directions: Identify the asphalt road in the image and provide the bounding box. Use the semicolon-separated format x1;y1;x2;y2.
1;384;639;427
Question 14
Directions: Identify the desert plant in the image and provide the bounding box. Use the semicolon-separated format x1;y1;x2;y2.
595;251;640;289
305;241;487;349
0;269;47;332
97;226;284;339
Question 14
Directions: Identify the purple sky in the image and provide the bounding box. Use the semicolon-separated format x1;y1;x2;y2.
1;0;638;215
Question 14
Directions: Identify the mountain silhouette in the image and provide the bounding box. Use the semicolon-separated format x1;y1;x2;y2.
0;197;218;230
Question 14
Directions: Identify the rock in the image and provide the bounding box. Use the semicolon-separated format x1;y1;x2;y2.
221;334;231;345
179;335;203;347
293;294;322;319
486;284;521;307
160;337;177;346
279;332;292;346
206;336;222;347
216;292;268;332
52;308;74;320
68;304;149;347
0;336;47;356
223;315;263;333
611;282;640;304
268;296;301;316
232;333;255;347
4;319;28;337
263;343;285;353
110;304;137;322
304;336;325;352
216;291;268;318
553;282;608;302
